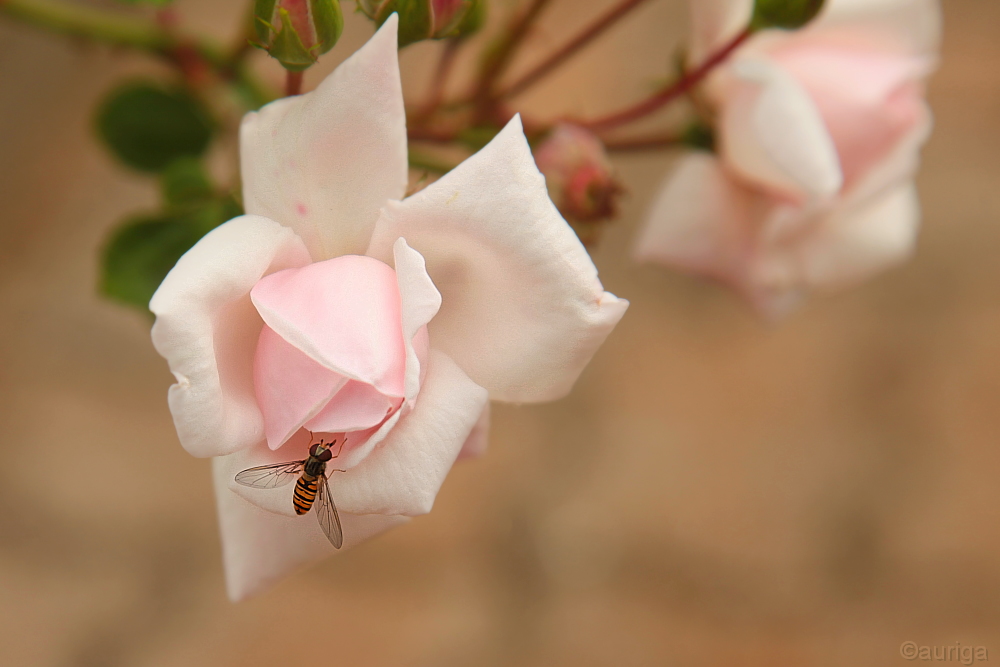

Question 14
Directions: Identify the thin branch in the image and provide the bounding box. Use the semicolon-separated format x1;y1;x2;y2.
416;37;463;122
604;133;684;152
497;0;653;101
471;0;554;118
0;0;275;107
580;26;754;133
407;126;461;144
408;148;458;174
285;70;303;96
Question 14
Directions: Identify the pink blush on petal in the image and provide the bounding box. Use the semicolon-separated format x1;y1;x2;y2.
773;44;926;189
305;379;403;434
254;324;348;450
251;255;407;397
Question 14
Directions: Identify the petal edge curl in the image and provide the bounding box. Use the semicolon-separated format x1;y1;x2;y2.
240;15;408;261
150;216;311;458
367;116;628;403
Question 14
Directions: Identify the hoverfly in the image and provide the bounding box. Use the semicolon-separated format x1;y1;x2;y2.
234;436;345;548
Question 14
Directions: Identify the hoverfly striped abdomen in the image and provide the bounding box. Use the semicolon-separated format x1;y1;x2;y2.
293;475;319;515
292;443;334;514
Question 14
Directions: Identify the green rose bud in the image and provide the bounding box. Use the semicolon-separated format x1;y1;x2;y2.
750;0;825;31
253;0;344;71
357;0;486;47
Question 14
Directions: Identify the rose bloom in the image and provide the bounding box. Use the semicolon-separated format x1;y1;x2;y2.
150;16;627;600
636;0;941;315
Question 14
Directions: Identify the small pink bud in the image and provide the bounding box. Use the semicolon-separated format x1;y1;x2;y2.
534;124;622;244
432;0;467;32
358;0;485;47
253;0;344;71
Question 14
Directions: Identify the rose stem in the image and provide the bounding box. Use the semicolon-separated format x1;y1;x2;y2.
415;37;464;122
603;134;685;152
285;70;303;96
496;0;654;101
0;0;275;107
580;25;754;133
470;0;554;121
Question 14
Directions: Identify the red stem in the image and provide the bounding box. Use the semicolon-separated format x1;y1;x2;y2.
498;0;654;101
604;133;683;152
418;38;463;121
407;126;460;143
285;70;303;96
581;26;753;133
472;0;554;118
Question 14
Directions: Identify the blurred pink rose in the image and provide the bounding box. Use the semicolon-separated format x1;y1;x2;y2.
150;16;627;600
636;0;941;315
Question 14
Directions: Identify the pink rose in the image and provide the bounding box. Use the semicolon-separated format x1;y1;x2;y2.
636;0;940;315
150;17;627;600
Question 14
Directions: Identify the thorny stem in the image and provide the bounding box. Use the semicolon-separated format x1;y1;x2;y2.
471;0;554;120
581;26;754;133
0;0;275;108
285;70;303;96
497;0;654;101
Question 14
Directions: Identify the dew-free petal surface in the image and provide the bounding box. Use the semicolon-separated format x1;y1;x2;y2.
367;117;628;403
224;351;485;517
333;350;488;516
213;457;409;602
253;324;348;450
150;216;311;458
251;254;406;397
722;58;843;200
799;183;920;289
240;15;407;261
819;0;942;57
304;379;400;434
635;153;756;283
456;401;491;461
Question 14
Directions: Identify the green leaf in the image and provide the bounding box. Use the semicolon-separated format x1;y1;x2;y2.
751;0;825;30
100;196;242;311
680;122;716;152
96;82;214;173
160;158;213;207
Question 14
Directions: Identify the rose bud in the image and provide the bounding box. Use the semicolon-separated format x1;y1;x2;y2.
357;0;486;47
533;124;623;245
253;0;344;71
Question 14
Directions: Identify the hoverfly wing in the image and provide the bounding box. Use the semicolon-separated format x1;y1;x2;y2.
316;476;344;549
234;461;305;489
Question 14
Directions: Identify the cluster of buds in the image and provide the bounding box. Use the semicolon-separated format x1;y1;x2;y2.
252;0;344;71
357;0;485;47
533;124;623;246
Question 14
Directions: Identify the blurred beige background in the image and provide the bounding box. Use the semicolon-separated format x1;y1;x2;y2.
2;1;1000;665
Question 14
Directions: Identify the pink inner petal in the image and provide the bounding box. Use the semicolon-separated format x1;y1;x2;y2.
305;380;403;434
772;43;926;189
254;324;348;450
251;255;407;397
